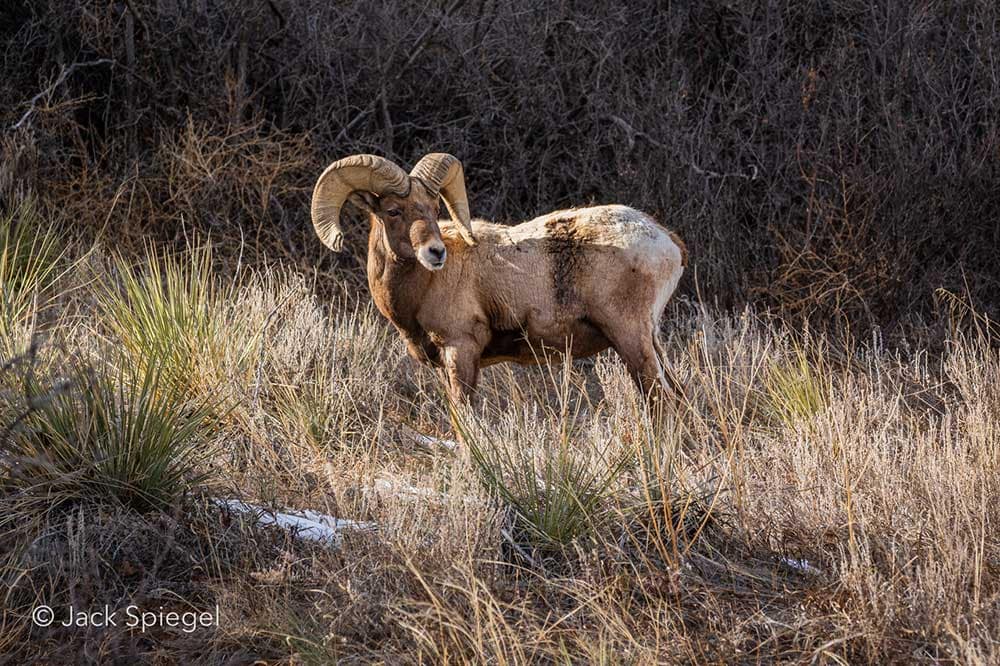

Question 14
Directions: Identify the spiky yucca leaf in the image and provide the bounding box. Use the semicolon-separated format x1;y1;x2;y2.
2;353;218;511
0;201;66;353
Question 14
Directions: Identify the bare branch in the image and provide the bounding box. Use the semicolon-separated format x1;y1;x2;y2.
10;59;114;132
690;163;758;181
335;0;468;145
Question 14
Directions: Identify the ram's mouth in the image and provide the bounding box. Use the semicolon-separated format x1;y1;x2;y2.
417;255;446;271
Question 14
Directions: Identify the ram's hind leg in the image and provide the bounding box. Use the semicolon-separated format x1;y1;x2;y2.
651;329;685;400
608;331;672;401
594;308;679;409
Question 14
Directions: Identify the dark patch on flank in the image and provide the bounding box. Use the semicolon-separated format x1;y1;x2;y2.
545;216;586;307
483;327;528;359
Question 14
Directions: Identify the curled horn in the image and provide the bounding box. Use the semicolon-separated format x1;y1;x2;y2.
311;154;409;251
409;153;477;246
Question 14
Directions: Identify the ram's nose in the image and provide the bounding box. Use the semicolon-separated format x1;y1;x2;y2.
426;244;447;269
427;245;446;263
417;243;447;271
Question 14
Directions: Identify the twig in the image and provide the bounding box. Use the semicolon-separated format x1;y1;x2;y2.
10;59;114;132
607;115;665;150
380;82;394;155
690;162;759;180
264;0;286;29
122;0;150;40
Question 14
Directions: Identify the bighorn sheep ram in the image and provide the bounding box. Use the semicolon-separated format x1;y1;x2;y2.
311;153;686;403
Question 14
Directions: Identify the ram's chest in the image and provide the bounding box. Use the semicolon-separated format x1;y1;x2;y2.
400;328;442;367
369;280;402;324
374;294;442;368
368;256;419;324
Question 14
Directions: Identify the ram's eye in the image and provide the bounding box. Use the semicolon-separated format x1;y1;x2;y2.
386;209;402;218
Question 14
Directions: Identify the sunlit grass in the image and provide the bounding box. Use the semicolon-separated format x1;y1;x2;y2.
97;243;218;395
0;201;67;353
762;343;830;428
269;303;402;451
0;230;997;662
1;350;218;512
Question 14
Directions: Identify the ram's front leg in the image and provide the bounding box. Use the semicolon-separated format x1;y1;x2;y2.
403;334;442;367
441;340;482;405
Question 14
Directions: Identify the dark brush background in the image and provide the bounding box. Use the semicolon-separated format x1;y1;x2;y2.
2;0;999;333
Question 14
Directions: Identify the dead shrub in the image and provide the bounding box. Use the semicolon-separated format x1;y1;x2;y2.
2;0;998;331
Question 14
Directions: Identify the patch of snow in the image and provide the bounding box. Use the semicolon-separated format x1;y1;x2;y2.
214;498;376;547
369;477;484;506
412;432;459;451
372;477;441;499
779;556;821;576
399;424;459;451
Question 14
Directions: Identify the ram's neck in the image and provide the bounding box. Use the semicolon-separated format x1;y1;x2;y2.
366;219;431;340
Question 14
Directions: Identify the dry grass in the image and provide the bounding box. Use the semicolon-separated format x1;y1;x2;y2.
4;3;999;660
1;210;998;663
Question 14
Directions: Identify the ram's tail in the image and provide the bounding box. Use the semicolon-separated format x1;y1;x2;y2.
668;230;688;268
650;227;687;403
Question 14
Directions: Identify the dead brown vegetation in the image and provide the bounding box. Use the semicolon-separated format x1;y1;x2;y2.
3;1;1000;663
2;0;998;330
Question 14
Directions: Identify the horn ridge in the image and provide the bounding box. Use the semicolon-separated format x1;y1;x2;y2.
310;154;407;251
409;153;477;247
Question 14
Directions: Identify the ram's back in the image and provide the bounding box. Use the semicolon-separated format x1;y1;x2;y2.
450;205;683;363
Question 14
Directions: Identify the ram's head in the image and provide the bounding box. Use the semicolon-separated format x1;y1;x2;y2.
311;153;477;271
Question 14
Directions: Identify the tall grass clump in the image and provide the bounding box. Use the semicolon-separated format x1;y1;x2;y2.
0;201;66;353
97;243;214;379
455;366;633;562
95;243;254;411
762;342;831;430
269;302;404;451
1;350;218;512
626;414;714;564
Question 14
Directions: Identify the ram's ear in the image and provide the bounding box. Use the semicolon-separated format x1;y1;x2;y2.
347;191;378;214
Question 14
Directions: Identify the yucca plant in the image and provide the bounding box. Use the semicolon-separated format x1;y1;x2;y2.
453;370;633;561
98;243;214;378
0;201;66;354
95;243;252;411
1;350;218;511
762;344;830;429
